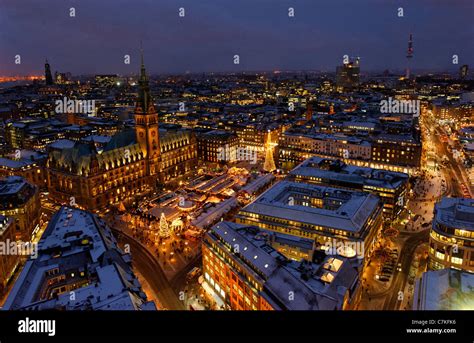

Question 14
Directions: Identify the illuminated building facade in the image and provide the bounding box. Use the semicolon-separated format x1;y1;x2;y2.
0;215;17;294
202;221;361;310
0;176;41;242
279;132;371;171
288;157;409;218
279;131;420;174
234;123;280;159
336;57;360;91
196;130;239;163
0;156;47;189
371;134;422;169
236;181;383;266
428;197;474;273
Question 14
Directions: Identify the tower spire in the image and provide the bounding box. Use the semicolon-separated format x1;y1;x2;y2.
44;58;54;85
136;44;153;113
140;41;146;81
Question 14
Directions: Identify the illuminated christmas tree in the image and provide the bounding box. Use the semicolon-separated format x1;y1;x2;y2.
159;212;170;238
263;135;276;172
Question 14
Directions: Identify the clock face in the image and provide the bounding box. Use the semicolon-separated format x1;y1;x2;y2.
139;131;144;138
151;130;156;137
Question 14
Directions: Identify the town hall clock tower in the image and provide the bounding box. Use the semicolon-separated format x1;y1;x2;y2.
135;51;161;179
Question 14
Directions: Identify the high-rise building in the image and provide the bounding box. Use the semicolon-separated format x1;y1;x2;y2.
460;65;469;80
44;59;54;85
336;57;360;91
406;33;414;79
3;206;156;310
428;197;474;273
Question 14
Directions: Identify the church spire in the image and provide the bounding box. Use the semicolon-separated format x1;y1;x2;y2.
139;42;147;83
136;46;154;114
44;58;54;85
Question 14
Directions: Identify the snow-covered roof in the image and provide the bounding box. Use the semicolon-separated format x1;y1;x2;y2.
239;181;380;233
3;206;155;311
414;268;474;310
207;222;360;310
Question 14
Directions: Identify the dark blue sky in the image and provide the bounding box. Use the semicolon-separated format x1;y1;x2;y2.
0;0;472;76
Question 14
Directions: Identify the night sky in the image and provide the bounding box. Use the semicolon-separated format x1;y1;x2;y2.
0;0;472;76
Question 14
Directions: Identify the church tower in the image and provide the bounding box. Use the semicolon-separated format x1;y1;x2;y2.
45;59;54;85
135;50;161;178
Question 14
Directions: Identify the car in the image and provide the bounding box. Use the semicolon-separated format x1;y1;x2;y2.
186;267;202;281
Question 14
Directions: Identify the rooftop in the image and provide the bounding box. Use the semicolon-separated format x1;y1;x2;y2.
289;156;408;190
3;206;155;311
434;197;474;232
414;268;474;310
208;222;359;310
239;180;381;233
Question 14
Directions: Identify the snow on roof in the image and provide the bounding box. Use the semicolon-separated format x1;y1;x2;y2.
240;181;380;233
290;156;408;190
0;175;30;195
3;207;155;311
48;139;76;150
414;268;474;310
435;197;474;232
207;221;360;310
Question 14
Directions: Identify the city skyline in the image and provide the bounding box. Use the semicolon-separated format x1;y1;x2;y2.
1;0;473;76
0;0;473;338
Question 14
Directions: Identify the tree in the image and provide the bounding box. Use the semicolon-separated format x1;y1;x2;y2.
263;144;276;173
159;212;170;238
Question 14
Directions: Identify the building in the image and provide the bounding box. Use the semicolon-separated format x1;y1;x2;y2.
371;134;422;169
196;130;239;163
0;176;41;242
0;150;48;189
288;157;409;218
236;180;383;265
279;130;420;174
336;58;360;91
45;55;198;210
5;119;68;151
279;131;372;171
44;59;54;85
3;206;156;310
413;268;474;310
234;123;280;160
95;74;119;87
0;215;17;294
428;197;474;273
202;221;361;310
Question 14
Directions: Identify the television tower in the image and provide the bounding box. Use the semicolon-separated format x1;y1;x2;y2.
406;33;413;79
